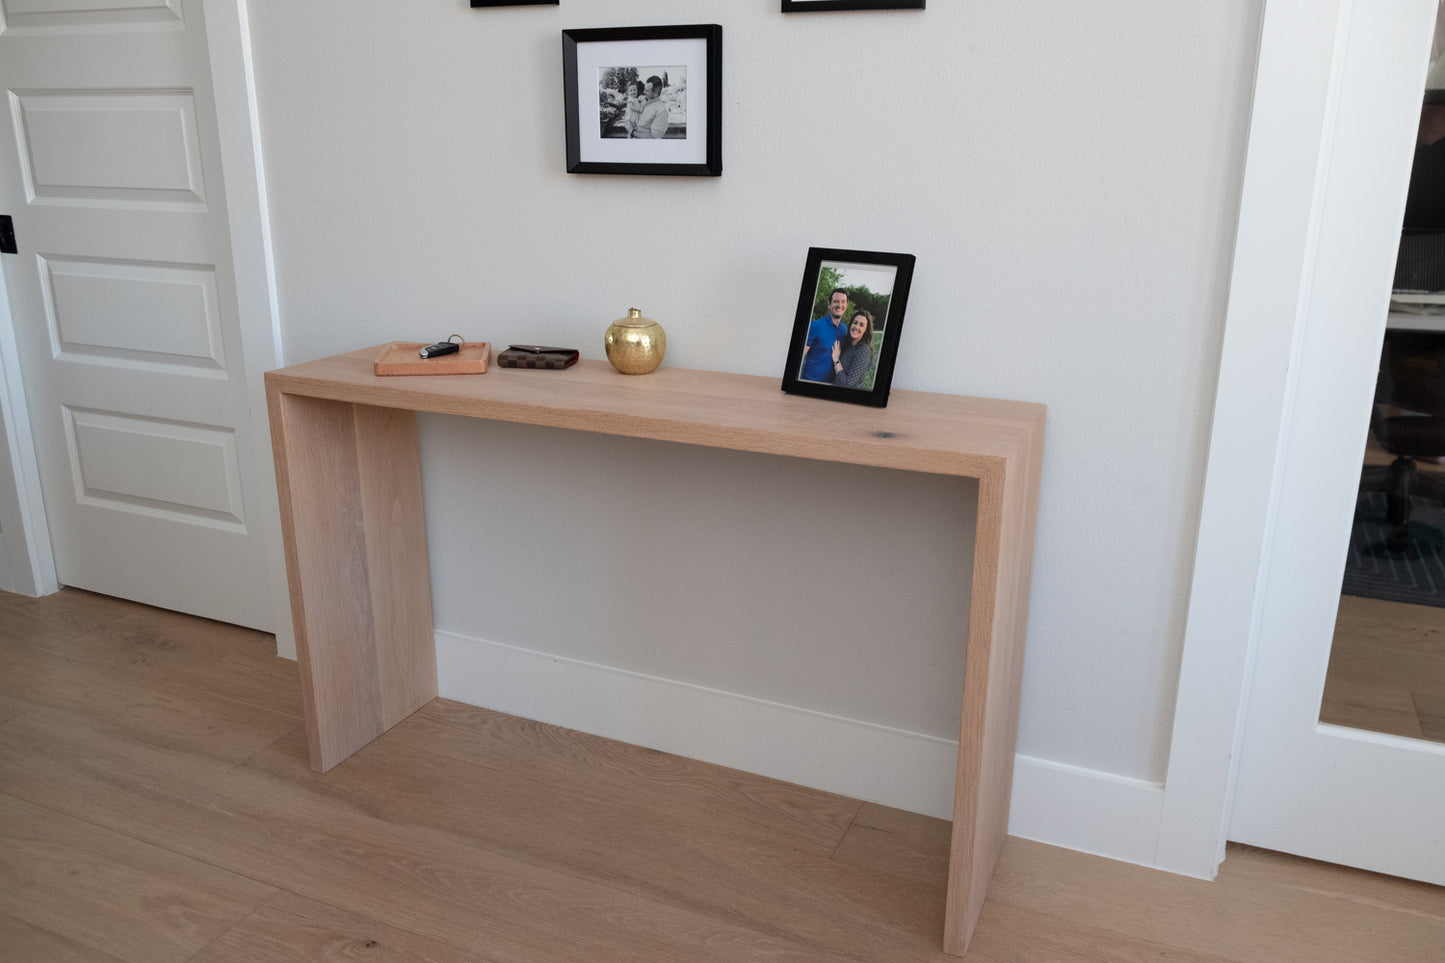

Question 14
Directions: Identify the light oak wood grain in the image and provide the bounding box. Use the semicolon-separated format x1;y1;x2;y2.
983;836;1445;962
373;341;492;377
14;605;301;720
188;893;497;963
0;913;130;962
0;715;872;962
0;638;299;763
965;900;1238;963
265;347;1047;955
0;793;274;963
834;803;952;885
0;587;129;646
949;414;1044;951
352;403;437;728
1413;689;1445;740
1319;673;1423;738
268;349;1043;475
267;393;437;770
1220;842;1445;922
239;726;953;962
380;699;863;854
0;693;31;725
1323;593;1445;740
3;589;1445;962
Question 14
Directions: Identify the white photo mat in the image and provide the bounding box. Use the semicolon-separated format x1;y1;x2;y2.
573;37;709;166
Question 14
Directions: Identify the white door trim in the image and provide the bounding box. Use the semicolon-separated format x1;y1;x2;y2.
1223;0;1442;876
1150;0;1354;878
1158;0;1433;879
0;262;58;597
203;0;293;656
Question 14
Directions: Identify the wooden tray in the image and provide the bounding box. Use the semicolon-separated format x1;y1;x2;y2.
373;342;490;376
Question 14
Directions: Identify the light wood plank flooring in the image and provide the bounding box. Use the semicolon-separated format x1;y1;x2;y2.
1325;440;1445;741
2;588;1444;961
1324;593;1445;740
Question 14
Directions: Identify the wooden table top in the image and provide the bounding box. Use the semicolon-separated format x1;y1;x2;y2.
266;347;1046;480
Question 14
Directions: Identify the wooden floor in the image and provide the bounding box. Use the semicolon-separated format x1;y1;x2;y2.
1323;593;1445;741
2;590;1444;961
1322;441;1445;741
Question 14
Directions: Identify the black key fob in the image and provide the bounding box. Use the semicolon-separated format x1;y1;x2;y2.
419;341;461;359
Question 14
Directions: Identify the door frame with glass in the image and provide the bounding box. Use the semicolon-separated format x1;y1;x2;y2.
1157;0;1445;882
1222;0;1445;882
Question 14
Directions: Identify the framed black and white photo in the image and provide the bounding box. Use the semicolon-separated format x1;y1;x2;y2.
471;1;557;7
782;248;916;408
782;0;924;10
562;24;722;176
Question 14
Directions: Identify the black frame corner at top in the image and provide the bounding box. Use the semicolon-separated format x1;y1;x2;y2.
781;0;924;11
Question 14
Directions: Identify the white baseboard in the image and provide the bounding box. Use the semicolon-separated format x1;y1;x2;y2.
1007;754;1166;868
435;631;1168;865
436;630;962;817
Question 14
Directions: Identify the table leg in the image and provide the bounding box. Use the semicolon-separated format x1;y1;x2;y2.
944;448;1043;955
269;393;438;771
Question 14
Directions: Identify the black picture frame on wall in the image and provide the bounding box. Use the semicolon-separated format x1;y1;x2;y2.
562;24;722;176
471;1;557;6
782;0;924;10
782;248;916;408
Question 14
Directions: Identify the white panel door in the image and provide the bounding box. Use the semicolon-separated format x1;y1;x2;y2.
1228;0;1445;882
0;0;272;629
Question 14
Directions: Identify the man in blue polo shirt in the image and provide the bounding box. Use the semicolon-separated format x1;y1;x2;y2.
799;288;850;382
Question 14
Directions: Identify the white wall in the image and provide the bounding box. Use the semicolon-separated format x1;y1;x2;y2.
246;1;1261;822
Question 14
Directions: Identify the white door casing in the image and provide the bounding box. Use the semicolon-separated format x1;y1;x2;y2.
1222;0;1445;882
1150;0;1362;879
0;0;287;640
0;257;57;596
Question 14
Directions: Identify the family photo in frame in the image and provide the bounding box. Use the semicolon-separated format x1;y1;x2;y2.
596;66;686;140
562;24;722;176
782;248;916;408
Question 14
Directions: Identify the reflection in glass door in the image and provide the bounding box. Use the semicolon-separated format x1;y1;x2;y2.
1325;30;1445;744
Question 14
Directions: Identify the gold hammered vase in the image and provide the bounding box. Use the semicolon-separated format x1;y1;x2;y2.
604;308;666;375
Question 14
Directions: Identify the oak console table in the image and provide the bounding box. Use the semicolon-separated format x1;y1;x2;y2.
264;346;1045;957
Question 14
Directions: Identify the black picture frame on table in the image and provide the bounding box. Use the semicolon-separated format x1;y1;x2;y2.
563;24;722;176
782;0;924;10
782;248;916;408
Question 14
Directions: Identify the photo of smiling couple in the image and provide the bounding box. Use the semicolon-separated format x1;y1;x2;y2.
796;261;897;391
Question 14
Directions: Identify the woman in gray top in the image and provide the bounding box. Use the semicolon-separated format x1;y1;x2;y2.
830;311;875;388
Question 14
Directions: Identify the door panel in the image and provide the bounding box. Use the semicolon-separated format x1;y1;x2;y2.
14;90;207;201
43;257;227;370
66;408;246;525
3;1;181;25
0;0;272;629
